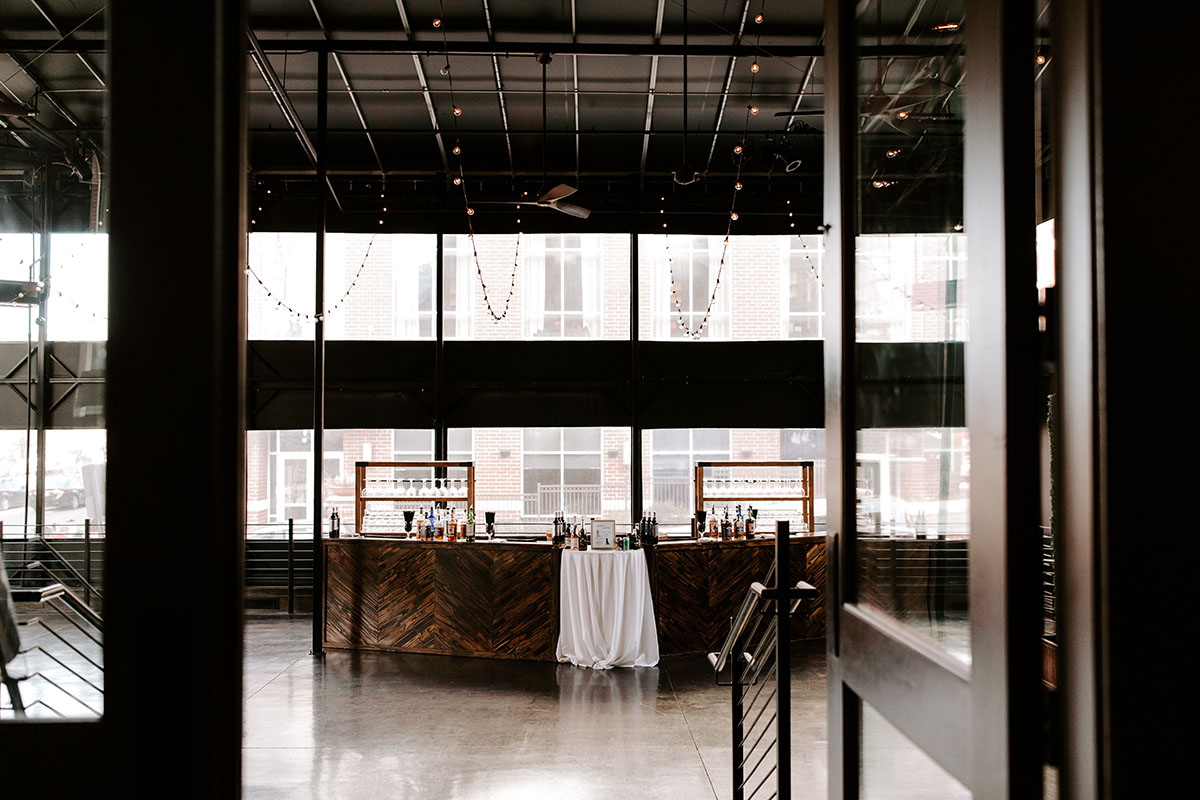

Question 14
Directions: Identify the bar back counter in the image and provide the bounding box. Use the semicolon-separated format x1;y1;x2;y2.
323;535;827;661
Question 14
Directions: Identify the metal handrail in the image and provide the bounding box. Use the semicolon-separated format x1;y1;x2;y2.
707;521;818;800
28;536;105;601
19;572;104;633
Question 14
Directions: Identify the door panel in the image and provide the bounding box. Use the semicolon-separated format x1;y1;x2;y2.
825;0;1043;797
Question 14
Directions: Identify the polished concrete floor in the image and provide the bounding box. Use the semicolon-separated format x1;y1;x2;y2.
243;614;829;800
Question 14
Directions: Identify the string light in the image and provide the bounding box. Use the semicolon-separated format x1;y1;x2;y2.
665;1;771;340
247;234;377;322
437;5;521;322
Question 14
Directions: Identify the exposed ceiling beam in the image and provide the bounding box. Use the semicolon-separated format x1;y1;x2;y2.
246;24;343;211
393;0;450;174
253;126;825;136
638;0;666;185
308;0;385;176
703;0;751;174
785;32;824;122
27;0;106;87
0;40;954;59
571;0;580;178
481;0;515;182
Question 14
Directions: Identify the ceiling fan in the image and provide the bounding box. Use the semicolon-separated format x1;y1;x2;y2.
475;52;592;219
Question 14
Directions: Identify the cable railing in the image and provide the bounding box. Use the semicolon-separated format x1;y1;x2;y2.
1;521;106;607
708;520;818;800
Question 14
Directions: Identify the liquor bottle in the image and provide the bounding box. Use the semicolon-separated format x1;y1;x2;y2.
708;506;720;537
553;510;564;544
429;506;438;540
466;506;476;542
722;506;732;540
746;505;756;537
569;517;579;550
447;508;458;542
735;505;745;539
417;507;427;539
650;511;658;544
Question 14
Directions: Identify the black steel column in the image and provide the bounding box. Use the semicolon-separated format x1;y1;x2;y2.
34;163;51;537
629;233;642;525
312;51;328;657
964;2;1043;795
101;0;247;794
775;519;791;799
823;0;858;795
435;233;446;459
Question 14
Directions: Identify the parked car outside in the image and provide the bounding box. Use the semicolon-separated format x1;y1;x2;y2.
44;472;85;509
0;478;28;511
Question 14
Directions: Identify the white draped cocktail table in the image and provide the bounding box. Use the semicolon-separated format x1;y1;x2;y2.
555;548;660;669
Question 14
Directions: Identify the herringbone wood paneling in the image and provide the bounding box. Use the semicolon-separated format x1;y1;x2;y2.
324;541;557;660
655;539;826;656
492;549;554;659
378;546;437;651
435;548;497;653
656;548;711;655
325;542;378;647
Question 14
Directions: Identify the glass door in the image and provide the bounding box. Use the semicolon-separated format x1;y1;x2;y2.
824;0;1044;797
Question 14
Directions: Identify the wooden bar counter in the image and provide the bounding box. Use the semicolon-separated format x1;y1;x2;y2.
323;534;827;662
323;538;559;660
651;534;826;657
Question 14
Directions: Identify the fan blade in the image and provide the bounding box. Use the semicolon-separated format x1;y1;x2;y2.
549;201;591;219
538;183;578;203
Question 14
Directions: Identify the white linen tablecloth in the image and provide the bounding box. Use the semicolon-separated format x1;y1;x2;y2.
556;548;659;669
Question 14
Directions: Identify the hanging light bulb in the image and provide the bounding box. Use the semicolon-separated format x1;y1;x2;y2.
453;176;462;185
433;18;442;27
735;181;743;190
751;61;760;73
886;149;901;158
467;207;475;216
749;105;760;115
453;106;463;117
453;145;462;155
730;212;739;220
754;13;764;24
896;110;909;120
733;144;743;154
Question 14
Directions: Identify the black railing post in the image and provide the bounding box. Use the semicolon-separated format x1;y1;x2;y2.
287;519;295;615
776;519;791;800
84;519;92;606
732;648;746;800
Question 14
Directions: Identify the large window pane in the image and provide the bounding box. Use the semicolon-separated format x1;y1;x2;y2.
854;0;970;662
642;428;825;527
246;429;434;535
0;429;36;528
247;233;437;340
48;234;108;342
444;233;629;340
450;427;630;524
638;234;826;340
0;235;38;343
